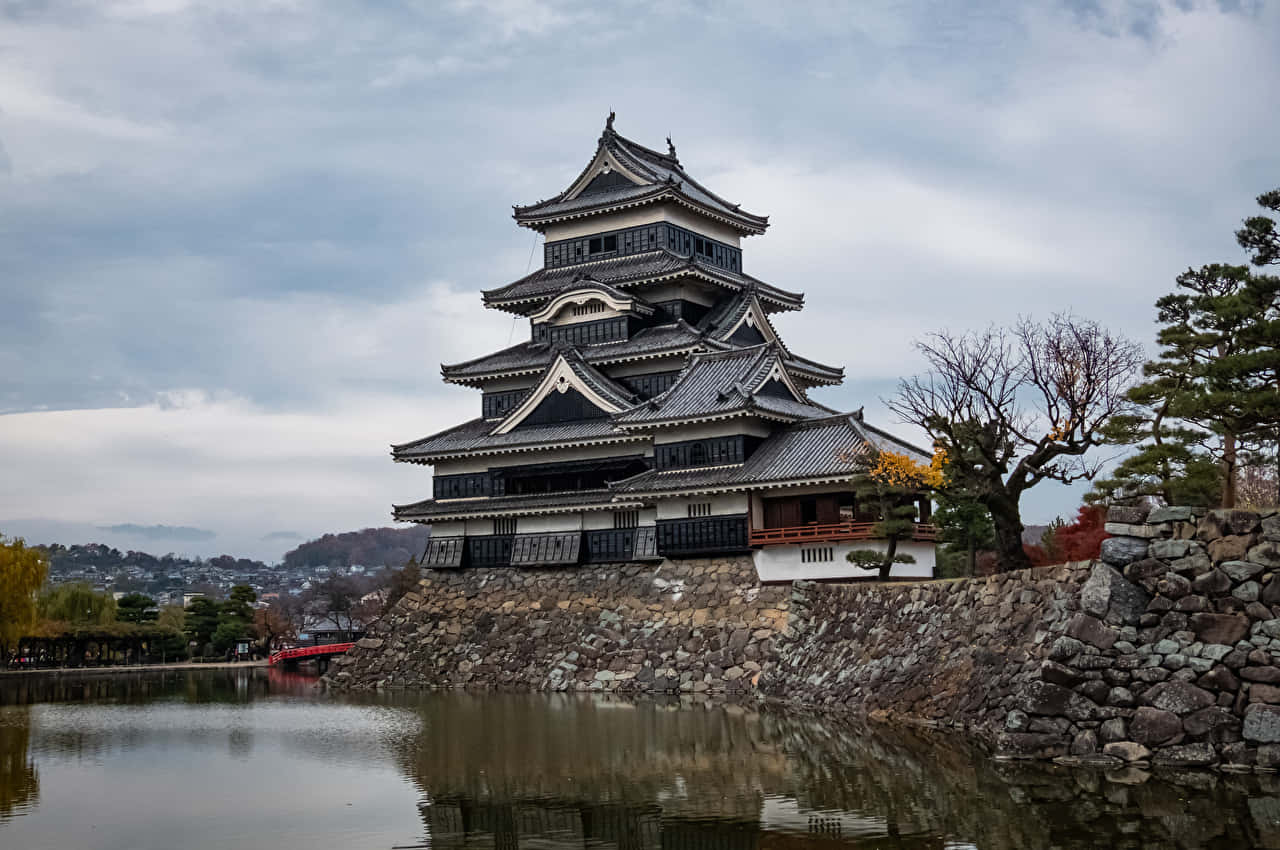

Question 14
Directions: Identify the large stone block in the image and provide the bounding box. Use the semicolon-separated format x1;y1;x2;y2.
1150;742;1217;767
996;732;1068;759
1066;613;1120;650
1191;569;1232;595
1080;562;1149;624
1105;522;1163;539
1102;536;1151;567
1146;680;1216;715
1197;510;1230;542
1129;706;1184;746
1248;541;1280;569
1221;560;1265;583
1019;680;1098;720
1107;505;1151;524
1103;741;1151;762
1189;612;1250;645
1244;703;1280;743
1148;506;1194;524
1150;538;1192;560
1209;535;1256;563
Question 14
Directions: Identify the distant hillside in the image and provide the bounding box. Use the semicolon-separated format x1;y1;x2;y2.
281;526;431;569
43;542;268;576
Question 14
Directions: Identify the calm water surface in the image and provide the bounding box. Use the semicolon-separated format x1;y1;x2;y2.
2;669;1280;849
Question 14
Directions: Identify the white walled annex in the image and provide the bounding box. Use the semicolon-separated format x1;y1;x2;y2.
752;540;936;583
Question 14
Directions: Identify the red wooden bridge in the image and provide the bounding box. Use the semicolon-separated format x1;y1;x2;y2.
269;642;354;666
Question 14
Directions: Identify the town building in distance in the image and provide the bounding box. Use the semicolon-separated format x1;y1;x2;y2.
394;115;937;581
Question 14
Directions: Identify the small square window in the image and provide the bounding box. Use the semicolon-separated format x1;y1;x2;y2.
603;235;617;251
588;237;602;254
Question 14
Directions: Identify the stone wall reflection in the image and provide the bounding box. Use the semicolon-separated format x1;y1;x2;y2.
396;693;1280;849
0;707;38;822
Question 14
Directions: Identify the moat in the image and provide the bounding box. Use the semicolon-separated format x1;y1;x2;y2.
2;669;1280;849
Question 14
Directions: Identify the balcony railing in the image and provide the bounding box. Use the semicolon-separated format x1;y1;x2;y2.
749;521;938;546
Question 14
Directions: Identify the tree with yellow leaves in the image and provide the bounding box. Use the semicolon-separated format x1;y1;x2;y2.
0;536;49;664
843;446;945;581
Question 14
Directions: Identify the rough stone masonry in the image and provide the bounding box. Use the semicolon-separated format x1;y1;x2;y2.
763;504;1280;771
328;506;1280;771
325;557;790;693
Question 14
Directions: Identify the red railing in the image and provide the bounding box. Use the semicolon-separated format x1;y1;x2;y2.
269;642;354;666
749;522;938;545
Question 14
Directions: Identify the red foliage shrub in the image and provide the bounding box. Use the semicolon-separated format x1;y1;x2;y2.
1025;505;1110;566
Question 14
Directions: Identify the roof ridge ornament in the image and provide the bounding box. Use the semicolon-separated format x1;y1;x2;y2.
605;111;616;133
666;135;678;161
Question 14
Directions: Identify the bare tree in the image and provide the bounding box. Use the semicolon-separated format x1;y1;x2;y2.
889;314;1142;572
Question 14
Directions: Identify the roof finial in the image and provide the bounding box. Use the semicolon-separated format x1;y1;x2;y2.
605;110;615;132
666;135;677;158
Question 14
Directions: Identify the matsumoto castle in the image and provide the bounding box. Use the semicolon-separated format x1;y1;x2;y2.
395;115;937;581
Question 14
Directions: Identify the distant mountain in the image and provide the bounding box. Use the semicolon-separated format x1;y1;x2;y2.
43;542;270;578
281;526;431;570
1022;525;1050;546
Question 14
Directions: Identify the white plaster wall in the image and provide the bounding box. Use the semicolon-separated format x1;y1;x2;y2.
542;203;742;247
581;508;655;530
542;207;666;241
655;492;749;520
464;518;499;535
545;303;627;326
662;205;743;247
432;459;493;476
516;513;583;533
428;520;466;537
752;541;936;583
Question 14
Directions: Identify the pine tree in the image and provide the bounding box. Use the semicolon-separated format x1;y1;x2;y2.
932;492;995;577
1096;190;1280;509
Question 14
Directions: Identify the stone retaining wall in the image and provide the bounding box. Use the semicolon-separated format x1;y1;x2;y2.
329;506;1280;770
325;556;789;693
764;505;1280;771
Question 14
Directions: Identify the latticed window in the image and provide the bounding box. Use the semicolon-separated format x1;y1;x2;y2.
614;510;639;529
687;502;712;518
493;517;517;535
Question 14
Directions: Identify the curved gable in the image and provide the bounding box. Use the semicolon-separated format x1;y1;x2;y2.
493;354;634;435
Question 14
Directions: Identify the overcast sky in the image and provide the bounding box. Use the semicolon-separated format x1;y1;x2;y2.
2;0;1277;562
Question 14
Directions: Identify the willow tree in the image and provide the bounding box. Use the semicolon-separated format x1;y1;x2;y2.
0;537;49;663
890;315;1142;573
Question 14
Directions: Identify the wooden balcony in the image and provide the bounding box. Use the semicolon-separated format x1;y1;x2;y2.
749;521;938;546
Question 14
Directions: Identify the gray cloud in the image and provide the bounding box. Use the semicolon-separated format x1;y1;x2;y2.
100;523;216;541
1;0;1278;546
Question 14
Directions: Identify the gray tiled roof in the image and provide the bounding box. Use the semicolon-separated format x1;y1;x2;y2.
441;321;713;382
392;417;644;463
400;352;639;461
394;489;646;522
696;289;843;385
481;249;803;314
610;412;930;495
558;349;639;409
513;122;769;235
613;344;833;427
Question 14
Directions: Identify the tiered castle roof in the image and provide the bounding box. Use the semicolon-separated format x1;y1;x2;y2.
393;115;928;522
511;112;769;236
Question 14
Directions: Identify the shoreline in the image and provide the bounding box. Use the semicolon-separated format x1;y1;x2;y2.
1;659;268;677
